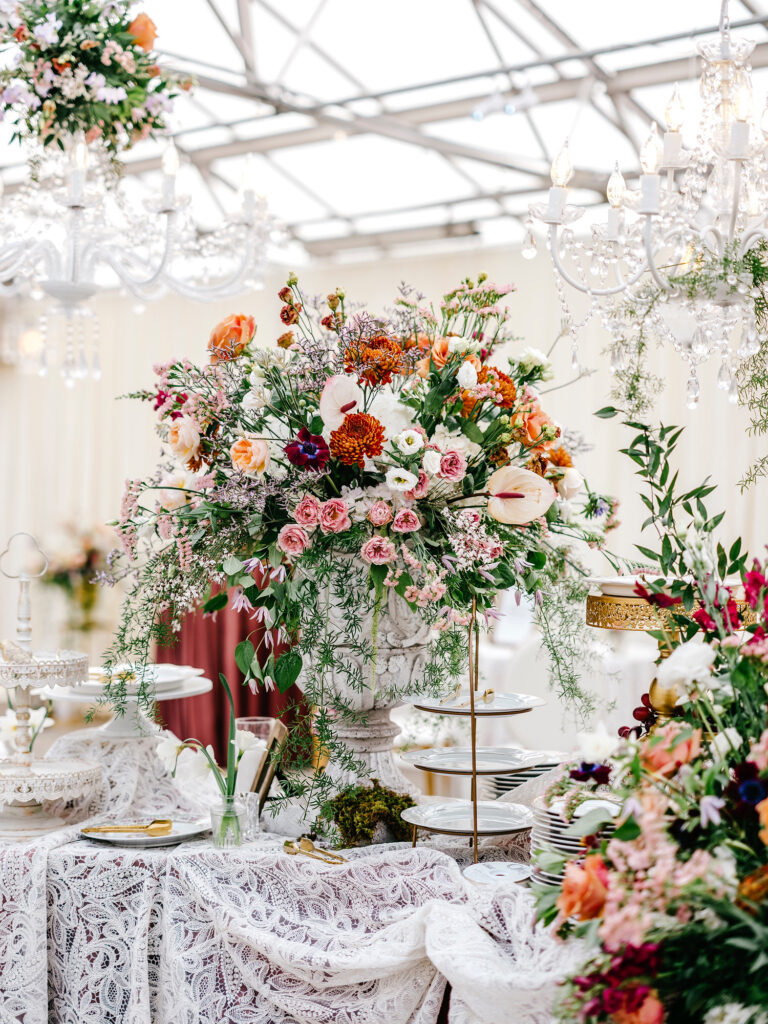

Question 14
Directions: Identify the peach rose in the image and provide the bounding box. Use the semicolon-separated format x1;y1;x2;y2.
128;13;158;50
277;524;310;557
208;314;255;364
641;722;702;776
416;337;451;378
319;499;351;534
519;401;556;449
230;434;270;477
294;495;321;526
555;854;609;923
612;993;665;1024
367;501;392;526
486;466;555;525
168;416;200;464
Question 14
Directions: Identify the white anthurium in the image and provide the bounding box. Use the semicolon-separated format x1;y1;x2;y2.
486;466;556;525
319;374;364;432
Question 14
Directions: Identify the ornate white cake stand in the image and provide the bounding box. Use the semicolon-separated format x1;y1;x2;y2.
0;533;101;838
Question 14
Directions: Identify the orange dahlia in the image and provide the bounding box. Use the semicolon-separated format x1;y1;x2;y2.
329;413;386;467
547;445;573;468
344;334;404;386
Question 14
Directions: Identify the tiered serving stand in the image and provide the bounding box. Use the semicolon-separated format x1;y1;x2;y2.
0;534;100;837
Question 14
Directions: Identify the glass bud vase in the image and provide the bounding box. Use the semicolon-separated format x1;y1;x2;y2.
210;795;245;848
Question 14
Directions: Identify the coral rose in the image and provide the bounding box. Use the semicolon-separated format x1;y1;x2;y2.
168;416;200;464
392;508;420;533
367;501;393;526
416;336;451;378
230;434;270;477
277;524;310;558
438;450;467;483
641;722;702;776
519;401;557;449
208;314;255;363
555;855;609;923
486;466;556;525
319;499;351;534
128;13;158;50
293;495;321;526
612;992;665;1024
360;536;396;565
319;374;364;431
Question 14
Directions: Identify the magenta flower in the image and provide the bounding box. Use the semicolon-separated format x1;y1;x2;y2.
284;428;330;470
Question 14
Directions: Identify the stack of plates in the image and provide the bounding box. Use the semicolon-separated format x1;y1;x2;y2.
78;663;204;697
481;750;566;798
530;795;620;888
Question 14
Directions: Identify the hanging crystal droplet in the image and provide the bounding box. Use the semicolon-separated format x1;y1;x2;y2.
521;223;537;260
717;360;731;390
570;344;579;372
728;376;739;404
691;327;709;358
686;372;700;409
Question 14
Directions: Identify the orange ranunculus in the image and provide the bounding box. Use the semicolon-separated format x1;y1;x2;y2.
208;314;255;363
641;722;702;777
612;992;665;1024
757;798;768;845
555;855;609;923
416;336;451;378
230;434;270;477
128;13;158;50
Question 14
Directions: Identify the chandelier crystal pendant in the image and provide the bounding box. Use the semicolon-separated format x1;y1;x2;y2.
0;136;281;386
528;0;768;411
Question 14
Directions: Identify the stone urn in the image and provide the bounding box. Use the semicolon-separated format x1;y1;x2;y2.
298;582;432;797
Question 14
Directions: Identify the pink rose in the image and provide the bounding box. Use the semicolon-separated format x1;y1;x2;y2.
367;500;392;526
438;450;467;482
405;469;429;500
320;499;351;534
392;509;420;533
277;524;310;557
294;495;321;526
360;536;396;564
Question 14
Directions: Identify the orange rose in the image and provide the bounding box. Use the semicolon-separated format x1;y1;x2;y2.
403;331;432;352
612;992;664;1024
757;797;768;845
518;401;557;449
641;722;702;776
208;314;255;364
555;854;609;923
416;336;451;378
230;434;270;477
128;13;158;50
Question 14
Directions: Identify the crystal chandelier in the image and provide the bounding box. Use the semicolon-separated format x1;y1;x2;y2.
0;136;281;386
527;0;768;410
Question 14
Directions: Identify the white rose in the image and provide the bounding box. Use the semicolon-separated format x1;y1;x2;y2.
395;429;424;454
709;727;742;762
657;638;716;694
513;346;554;380
576;721;618;763
385;467;419;492
556;467;583;500
368;389;415;439
423;449;442;476
457;361;478;388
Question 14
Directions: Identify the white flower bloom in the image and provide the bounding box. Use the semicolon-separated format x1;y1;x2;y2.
157;470;194;512
575;721;618;764
430;423;481;460
423;449;442;476
368;389;415;439
510;346;554;380
235;729;261;753
385;467;419;492
704;1004;767;1024
657;638;716;695
242;388;268;413
448;336;481;355
156;735;183;773
33;12;61;46
0;707;49;745
556;467;583;500
395;429;424;455
457;361;478;388
556;498;575;523
709;727;742;762
176;745;215;781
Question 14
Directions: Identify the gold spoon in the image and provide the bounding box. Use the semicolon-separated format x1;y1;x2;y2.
458;688;495;708
298;837;346;862
283;839;346;864
82;818;173;837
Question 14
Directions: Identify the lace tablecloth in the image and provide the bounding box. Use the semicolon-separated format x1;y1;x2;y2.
0;735;577;1024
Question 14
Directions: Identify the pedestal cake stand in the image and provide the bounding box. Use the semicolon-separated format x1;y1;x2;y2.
0;533;100;837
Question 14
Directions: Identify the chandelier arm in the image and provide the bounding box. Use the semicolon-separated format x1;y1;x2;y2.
80;212;177;289
729;161;743;244
643;217;673;293
547;224;649;297
0;239;60;283
738;229;768;258
147;228;263;301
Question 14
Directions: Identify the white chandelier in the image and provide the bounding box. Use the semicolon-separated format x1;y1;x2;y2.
0;136;280;385
527;0;768;409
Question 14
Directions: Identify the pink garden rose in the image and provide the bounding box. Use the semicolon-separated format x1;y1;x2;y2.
438;450;467;482
360;536;396;564
367;500;393;526
392;508;421;533
405;469;429;500
294;494;321;526
319;499;351;534
277;524;310;557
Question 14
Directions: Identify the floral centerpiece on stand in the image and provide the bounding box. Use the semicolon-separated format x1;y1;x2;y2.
105;273;616;815
535;413;768;1024
42;522;113;630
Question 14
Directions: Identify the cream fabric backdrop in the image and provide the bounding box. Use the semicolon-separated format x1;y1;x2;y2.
2;244;767;643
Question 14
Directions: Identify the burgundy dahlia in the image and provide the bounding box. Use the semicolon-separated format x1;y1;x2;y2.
284;428;330;471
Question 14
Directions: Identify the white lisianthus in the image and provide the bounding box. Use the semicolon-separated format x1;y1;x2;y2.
709;727;742;762
423;449;442;476
510;346;554;380
368;389;415;439
457;361;478;388
448;336;481;355
395;428;424;455
657;637;716;694
682;525;714;574
385;467;419;492
556;467;583;500
575;721;619;763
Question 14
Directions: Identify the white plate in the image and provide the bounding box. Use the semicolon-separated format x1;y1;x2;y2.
586;574;677;597
80;819;209;847
402;801;533;836
404;691;546;717
401;747;564;776
463;861;531;885
80;663;203;696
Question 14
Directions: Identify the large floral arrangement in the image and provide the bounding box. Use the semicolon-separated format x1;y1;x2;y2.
42;522;112;630
106;273;616;805
0;0;186;155
536;414;768;1024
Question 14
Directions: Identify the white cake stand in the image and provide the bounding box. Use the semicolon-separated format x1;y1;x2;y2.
0;533;101;838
